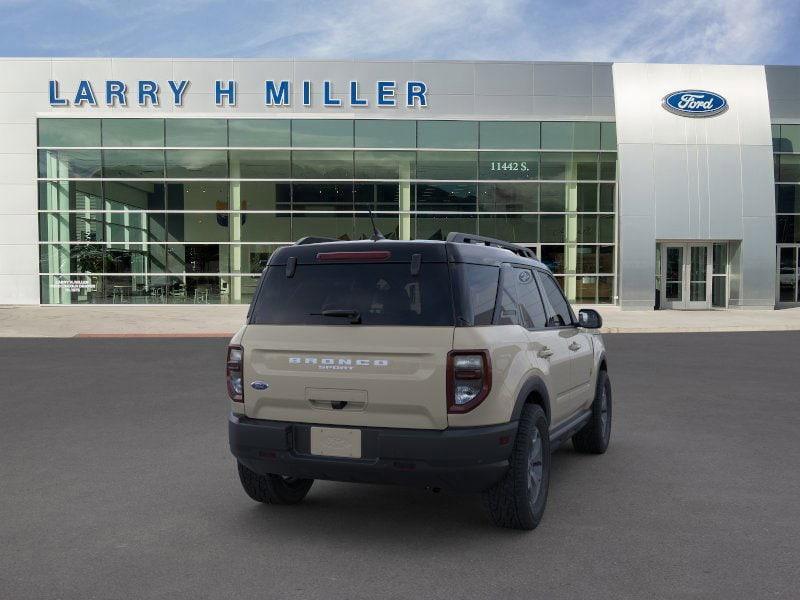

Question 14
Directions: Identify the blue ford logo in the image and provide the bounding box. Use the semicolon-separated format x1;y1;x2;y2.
250;381;269;390
662;90;728;117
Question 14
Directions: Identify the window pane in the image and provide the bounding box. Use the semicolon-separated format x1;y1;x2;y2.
780;125;800;153
39;212;106;243
292;150;353;178
713;243;727;274
102;119;164;147
417;121;478;149
291;119;353;147
479;213;538;243
599;183;615;212
292;213;355;240
479;182;538;212
454;264;499;325
541;122;573;150
105;181;165;211
540;216;566;243
577;183;598;212
166;119;227;147
416;151;477;180
576;276;597;303
539;183;566;211
598;215;614;243
167;182;229;211
238;244;286;273
597;275;613;303
479;152;539;179
354;120;415;148
239;181;291;211
538;271;574;325
168;212;230;242
540;152;570;180
292;182;354;211
574;122;600;150
479;122;540;149
354;183;401;211
577;245;597;273
779;247;796;274
166;150;228;178
38;149;102;178
415;183;476;211
39;181;104;210
600;153;616;180
776;215;800;243
415;214;477;239
495;268;521;326
103;149;164;178
167;243;223;273
354;212;400;240
229;120;290;147
354;151;415;179
229;150;290;179
776;185;800;213
39;119;100;147
575;152;599;180
598;245;614;273
577;214;597;243
540;245;565;273
239;211;292;242
600;123;617;151
778;155;800;182
515;268;548;328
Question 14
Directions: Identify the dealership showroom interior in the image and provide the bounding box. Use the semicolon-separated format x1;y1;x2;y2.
0;58;798;312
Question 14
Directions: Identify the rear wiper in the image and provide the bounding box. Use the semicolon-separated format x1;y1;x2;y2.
310;309;362;324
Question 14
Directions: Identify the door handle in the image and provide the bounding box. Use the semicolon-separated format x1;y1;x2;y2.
538;347;554;358
568;342;581;351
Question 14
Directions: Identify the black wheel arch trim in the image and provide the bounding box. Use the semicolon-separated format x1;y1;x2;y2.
511;376;551;424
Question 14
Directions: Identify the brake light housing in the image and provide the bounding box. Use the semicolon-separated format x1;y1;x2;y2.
227;344;244;402
316;251;391;261
447;350;492;413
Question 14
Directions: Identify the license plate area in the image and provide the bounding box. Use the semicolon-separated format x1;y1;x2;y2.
310;426;362;458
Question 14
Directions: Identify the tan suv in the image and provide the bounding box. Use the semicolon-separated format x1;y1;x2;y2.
227;233;611;530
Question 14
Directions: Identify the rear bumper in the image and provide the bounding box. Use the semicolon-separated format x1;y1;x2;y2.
229;413;517;493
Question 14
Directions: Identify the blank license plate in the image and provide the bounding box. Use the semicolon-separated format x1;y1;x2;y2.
310;427;362;458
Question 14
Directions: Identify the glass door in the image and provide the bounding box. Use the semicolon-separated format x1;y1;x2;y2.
777;245;798;304
659;242;713;309
661;245;685;309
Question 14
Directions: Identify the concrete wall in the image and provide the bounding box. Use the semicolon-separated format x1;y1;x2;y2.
613;63;776;310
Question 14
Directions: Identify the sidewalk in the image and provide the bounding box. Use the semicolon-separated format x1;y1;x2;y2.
1;304;800;337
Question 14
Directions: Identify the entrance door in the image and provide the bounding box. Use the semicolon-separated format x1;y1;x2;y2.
660;243;712;309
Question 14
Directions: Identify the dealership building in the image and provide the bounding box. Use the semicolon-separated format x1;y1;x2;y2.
0;58;798;310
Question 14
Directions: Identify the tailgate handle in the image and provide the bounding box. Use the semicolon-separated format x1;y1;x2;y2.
309;399;367;411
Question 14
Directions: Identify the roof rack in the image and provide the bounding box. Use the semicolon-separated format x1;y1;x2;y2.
294;236;338;245
446;232;538;260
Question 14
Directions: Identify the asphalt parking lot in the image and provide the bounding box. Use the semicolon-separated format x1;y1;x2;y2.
1;332;799;599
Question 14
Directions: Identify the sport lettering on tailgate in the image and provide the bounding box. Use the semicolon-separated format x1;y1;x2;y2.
288;356;390;370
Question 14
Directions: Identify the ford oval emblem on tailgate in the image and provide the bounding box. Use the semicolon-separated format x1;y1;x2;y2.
250;381;269;390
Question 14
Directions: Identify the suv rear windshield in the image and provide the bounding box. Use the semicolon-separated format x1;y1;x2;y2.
249;262;455;326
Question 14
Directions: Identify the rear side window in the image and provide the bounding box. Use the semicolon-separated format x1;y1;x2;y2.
250;262;454;326
452;264;499;326
537;271;574;326
514;268;548;329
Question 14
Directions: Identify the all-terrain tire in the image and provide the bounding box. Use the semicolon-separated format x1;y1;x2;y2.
572;369;612;454
483;404;550;530
236;461;314;505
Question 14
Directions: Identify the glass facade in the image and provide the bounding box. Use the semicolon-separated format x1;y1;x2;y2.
37;118;617;304
774;124;800;303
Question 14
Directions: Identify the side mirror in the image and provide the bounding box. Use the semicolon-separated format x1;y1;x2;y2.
578;308;603;329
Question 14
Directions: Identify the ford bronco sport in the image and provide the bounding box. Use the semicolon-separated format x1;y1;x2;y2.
228;233;611;530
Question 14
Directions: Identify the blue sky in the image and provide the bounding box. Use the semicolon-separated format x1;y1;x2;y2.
1;0;798;65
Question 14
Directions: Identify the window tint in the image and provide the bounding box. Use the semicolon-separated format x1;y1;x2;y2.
250;263;454;326
514;268;547;328
495;267;520;326
537;271;574;326
453;264;499;326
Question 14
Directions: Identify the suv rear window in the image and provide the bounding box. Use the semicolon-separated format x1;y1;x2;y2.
249;263;454;326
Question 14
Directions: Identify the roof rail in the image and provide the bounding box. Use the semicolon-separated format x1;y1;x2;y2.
446;232;538;260
294;236;338;246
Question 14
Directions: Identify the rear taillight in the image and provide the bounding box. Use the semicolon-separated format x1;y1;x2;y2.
447;350;492;413
227;345;244;402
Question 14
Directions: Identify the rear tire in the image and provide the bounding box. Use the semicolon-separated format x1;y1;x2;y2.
483;404;550;530
236;461;314;505
572;369;612;454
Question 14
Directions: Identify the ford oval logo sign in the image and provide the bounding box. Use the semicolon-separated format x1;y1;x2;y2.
662;90;728;117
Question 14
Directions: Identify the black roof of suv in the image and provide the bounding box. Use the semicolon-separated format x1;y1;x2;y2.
267;232;548;271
